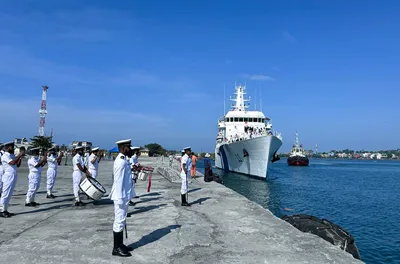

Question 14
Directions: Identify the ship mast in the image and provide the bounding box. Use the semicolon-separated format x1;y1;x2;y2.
230;84;250;111
295;131;299;147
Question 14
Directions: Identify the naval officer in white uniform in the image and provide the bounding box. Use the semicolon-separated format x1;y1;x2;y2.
180;146;191;206
72;146;91;206
88;147;101;179
0;143;5;197
25;147;47;206
46;147;59;198
0;141;24;218
110;139;133;257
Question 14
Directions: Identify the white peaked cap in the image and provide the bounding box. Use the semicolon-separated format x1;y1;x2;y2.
205;153;210;157
130;146;140;150
91;147;99;151
75;146;84;150
183;146;191;150
115;139;131;145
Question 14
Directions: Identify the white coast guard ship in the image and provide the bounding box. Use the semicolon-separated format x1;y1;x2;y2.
214;84;283;178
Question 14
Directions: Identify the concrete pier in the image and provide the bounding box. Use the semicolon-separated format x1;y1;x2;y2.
0;157;362;263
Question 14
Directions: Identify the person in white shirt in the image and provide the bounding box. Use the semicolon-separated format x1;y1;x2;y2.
128;146;140;206
0;141;24;218
180;146;191;206
110;139;133;257
72;146;91;206
46;147;62;199
83;149;90;168
26;147;47;206
0;144;5;197
88;147;102;179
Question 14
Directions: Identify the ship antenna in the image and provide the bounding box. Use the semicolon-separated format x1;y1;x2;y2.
255;88;257;110
260;85;262;112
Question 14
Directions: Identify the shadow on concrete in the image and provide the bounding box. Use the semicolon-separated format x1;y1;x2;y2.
55;194;75;198
16;204;71;215
93;199;114;205
40;198;75;206
188;188;202;193
127;204;167;217
13;191;48;197
190;197;212;205
127;225;181;249
139;192;162;198
134;197;161;205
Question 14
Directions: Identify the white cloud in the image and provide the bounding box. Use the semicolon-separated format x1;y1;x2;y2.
241;74;275;81
282;31;296;43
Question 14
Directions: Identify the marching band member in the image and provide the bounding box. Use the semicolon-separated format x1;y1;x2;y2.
0;144;5;197
128;146;140;205
88;147;101;179
180;146;191;206
72;146;91;206
110;139;133;257
46;147;61;198
26;147;47;206
83;148;90;169
0;142;24;218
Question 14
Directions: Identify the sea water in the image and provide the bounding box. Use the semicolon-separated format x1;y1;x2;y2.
197;158;400;264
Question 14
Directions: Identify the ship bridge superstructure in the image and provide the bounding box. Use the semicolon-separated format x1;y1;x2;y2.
217;84;281;144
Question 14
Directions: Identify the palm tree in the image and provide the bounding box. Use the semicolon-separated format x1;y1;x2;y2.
30;136;53;152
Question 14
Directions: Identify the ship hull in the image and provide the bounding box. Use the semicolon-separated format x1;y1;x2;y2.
287;156;309;166
214;135;282;178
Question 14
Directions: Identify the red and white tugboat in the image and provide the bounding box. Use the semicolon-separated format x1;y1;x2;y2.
287;132;309;166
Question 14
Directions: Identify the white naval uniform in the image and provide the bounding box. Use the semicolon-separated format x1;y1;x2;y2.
72;153;84;202
180;154;189;195
46;154;57;195
0;150;4;194
83;153;89;168
26;156;42;203
88;153;99;179
110;153;133;232
0;152;18;212
128;155;137;198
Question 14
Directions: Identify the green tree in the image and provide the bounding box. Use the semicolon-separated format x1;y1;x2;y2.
144;143;167;157
30;136;53;152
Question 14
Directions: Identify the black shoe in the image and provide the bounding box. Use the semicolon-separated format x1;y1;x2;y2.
25;202;34;207
0;211;11;218
181;194;191;207
51;194;57;198
79;201;85;206
128;201;135;206
121;244;134;252
47;194;56;199
74;201;80;206
31;202;40;206
2;211;14;217
112;231;132;257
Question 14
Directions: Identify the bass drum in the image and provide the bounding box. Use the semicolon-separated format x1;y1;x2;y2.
80;177;106;200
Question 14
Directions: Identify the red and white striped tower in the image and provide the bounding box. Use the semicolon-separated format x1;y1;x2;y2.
38;85;49;136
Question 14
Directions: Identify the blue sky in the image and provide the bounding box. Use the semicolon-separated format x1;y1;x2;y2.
0;0;399;152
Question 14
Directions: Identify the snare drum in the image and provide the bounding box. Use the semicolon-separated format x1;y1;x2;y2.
79;177;106;200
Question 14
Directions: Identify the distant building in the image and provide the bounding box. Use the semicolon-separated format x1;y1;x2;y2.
140;148;149;156
71;141;92;148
